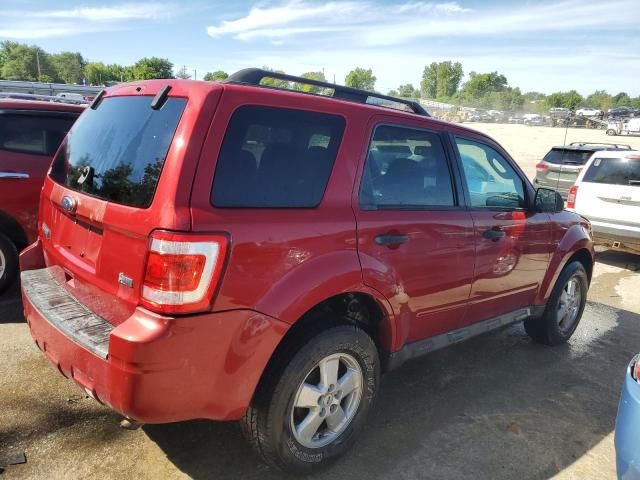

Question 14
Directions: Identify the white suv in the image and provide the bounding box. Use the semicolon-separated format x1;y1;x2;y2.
568;150;640;255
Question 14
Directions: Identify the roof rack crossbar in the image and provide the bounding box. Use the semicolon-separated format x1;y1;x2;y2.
224;68;429;117
569;141;632;149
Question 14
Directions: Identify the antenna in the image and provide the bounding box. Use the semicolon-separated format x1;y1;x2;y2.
555;110;571;195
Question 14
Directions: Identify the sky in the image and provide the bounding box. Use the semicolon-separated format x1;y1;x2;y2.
1;0;639;95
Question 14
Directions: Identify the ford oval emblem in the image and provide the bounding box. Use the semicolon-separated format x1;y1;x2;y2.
61;195;77;213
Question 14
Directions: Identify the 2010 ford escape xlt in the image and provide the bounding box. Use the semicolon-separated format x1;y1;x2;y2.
20;69;595;473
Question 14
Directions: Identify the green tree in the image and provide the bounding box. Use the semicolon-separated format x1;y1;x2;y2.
203;70;228;81
420;61;463;99
584;90;612;111
460;71;508;98
394;83;419;98
612;92;631;107
545;90;583;110
0;41;55;81
131;57;173;80
50;51;85;84
293;71;327;94
344;67;376;91
260;66;290;89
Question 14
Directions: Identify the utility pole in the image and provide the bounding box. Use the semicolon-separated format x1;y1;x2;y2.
36;50;42;80
194;69;197;80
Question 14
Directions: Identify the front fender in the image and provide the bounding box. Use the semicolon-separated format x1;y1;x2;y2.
536;223;594;304
254;250;397;349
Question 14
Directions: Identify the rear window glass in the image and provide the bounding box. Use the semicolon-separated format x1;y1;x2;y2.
543;149;592;165
50;96;186;208
212;106;345;208
583;157;640;186
0;113;75;156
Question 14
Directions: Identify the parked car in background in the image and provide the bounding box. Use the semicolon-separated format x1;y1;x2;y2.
508;114;524;124
568;150;640;255
608;107;639;120
576;108;603;117
20;69;594;473
615;353;640;480
534;142;633;198
523;114;547;126
0;99;83;293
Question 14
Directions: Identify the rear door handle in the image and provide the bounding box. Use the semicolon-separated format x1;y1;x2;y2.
0;171;30;180
375;234;409;246
483;228;505;241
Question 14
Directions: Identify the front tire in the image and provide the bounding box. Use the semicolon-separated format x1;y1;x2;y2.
606;129;617;136
525;261;588;345
0;232;19;294
241;324;379;474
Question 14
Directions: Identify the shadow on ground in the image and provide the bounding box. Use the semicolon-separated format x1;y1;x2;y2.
0;279;23;324
595;250;640;272
145;301;639;480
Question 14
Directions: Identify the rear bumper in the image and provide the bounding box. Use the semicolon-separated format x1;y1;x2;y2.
591;222;640;254
615;358;640;480
20;241;289;423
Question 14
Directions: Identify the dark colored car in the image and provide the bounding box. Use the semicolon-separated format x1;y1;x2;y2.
534;142;633;198
616;353;640;480
608;107;639;120
0;99;83;293
20;69;594;473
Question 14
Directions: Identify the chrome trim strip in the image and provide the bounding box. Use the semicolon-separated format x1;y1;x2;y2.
0;171;30;179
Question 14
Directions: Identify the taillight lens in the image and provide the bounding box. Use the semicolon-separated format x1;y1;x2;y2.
536;162;549;171
633;358;640;382
141;231;228;314
567;185;578;209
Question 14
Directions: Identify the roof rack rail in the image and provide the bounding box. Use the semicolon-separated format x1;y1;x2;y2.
224;68;429;117
569;141;632;149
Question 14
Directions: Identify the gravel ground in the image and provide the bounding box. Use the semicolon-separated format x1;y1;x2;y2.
1;123;639;479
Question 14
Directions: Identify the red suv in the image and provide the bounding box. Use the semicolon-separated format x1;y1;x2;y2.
20;70;594;473
0;99;83;293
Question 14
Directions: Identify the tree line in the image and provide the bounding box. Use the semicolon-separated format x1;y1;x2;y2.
1;42;638;113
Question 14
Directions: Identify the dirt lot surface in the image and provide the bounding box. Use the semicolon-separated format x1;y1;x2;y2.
1;124;639;479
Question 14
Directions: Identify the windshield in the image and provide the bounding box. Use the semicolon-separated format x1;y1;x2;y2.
543;149;592;165
583;157;640;186
50;96;186;208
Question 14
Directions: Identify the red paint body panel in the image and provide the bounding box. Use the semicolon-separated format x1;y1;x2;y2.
22;241;289;422
0;100;83;246
20;79;595;423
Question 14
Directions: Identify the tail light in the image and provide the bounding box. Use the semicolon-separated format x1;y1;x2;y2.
141;230;228;314
632;358;640;382
567;185;578;209
536;162;549;171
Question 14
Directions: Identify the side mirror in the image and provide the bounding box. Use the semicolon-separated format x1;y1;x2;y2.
535;188;564;213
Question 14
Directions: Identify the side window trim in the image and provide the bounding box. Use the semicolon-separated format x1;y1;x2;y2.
452;134;529;212
357;122;462;211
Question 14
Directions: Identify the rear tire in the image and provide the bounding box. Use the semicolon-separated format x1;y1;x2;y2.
525;261;588;346
241;324;379;474
606;129;617;136
0;232;19;294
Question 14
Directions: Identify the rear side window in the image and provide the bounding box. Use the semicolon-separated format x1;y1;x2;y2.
583;157;640;186
359;125;455;209
0;113;75;156
543;149;592;165
212;106;345;208
50;96;186;208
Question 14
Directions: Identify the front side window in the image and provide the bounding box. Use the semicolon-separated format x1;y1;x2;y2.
455;137;525;210
359;125;455;209
0;113;75;156
50;96;186;208
212;106;345;208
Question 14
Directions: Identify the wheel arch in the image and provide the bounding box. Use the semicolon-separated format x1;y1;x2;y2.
0;210;28;252
536;224;594;304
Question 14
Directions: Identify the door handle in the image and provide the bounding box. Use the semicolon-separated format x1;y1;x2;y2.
483;228;505;241
0;171;30;179
375;234;409;246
